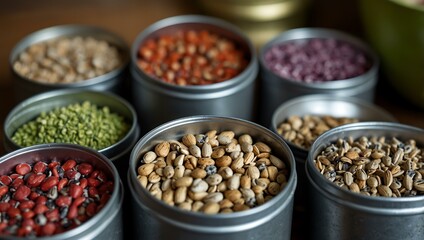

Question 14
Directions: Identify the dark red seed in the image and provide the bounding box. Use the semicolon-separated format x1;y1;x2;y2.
88;187;99;198
14;185;31;201
0;175;12;185
44;208;59;222
62;159;77;171
15;163;32;175
89;170;100;179
19;200;35;210
29;191;40;200
48;161;60;170
26;173;46;187
40;176;59;191
72;196;85;207
11;177;24;189
86;202;97;217
69;184;83;198
67;205;78;219
22;210;35;219
33;161;47;174
77;163;93;175
33;204;49;214
7;207;21;218
87;178;101;187
42;222;56;236
57;178;68;191
0;202;11;212
55;196;72;207
0;185;8;197
79;178;88;189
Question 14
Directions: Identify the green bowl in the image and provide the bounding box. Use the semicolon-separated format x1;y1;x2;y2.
359;0;424;108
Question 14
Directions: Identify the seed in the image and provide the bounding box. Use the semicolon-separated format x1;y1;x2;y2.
349;183;360;193
15;163;32;175
205;174;223;186
175;176;193;188
218;167;233;179
143;151;157;164
201;202;220;214
216;156;232;168
138;163;155;176
155;141;170;157
217;131;235;145
413;179;424;192
201;143;213;158
377;185;392;197
182;134;197;147
203;192;224;203
224;189;242;202
174;187;187;204
246;166;260;179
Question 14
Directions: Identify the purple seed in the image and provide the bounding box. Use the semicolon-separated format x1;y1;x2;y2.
264;38;372;82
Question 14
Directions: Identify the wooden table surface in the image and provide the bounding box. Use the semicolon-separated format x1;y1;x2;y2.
1;1;424;238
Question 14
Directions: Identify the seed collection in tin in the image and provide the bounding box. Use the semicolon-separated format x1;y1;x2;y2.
0;159;114;237
136;130;289;214
314;136;424;197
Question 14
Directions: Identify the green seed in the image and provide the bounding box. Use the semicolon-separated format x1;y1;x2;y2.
12;101;130;150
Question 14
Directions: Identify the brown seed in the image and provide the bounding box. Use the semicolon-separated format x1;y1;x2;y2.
155;141;170;157
216;155;232;167
267;182;280;195
211;147;225;159
191;168;207;179
224;189;242;202
175;176;194;188
143;151;157;163
182;134;197;147
377;185;392;197
175;187;187;204
254;142;271;153
201;202;220;214
138;163;155;176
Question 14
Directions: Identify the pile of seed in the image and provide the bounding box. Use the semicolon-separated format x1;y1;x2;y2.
0;159;114;237
264;38;372;82
137;30;248;86
13;36;122;84
136;130;289;214
11;101;129;150
314;136;424;197
277;115;358;150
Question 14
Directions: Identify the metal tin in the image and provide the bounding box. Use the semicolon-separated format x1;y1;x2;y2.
197;0;311;22
271;95;396;216
130;15;258;133
128;115;297;240
259;28;379;127
306;122;424;240
9;24;130;103
0;143;123;240
3;89;140;176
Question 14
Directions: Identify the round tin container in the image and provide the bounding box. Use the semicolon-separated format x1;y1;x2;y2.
128;116;297;240
259;28;379;127
9;24;130;103
0;143;123;240
306;122;424;240
3;89;140;176
130;15;258;133
271;94;396;213
197;0;311;22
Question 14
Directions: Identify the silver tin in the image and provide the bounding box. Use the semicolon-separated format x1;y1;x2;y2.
9;24;130;103
3;89;140;176
259;28;379;127
306;122;424;240
0;143;123;240
128;115;297;240
130;15;258;133
271;95;396;212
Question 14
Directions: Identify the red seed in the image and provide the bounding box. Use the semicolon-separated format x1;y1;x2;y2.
77;163;93;175
89;170;100;179
11;177;24;189
0;175;12;185
0;202;11;212
48;161;60;170
51;167;59;177
55;196;72;207
67;204;78;219
35;195;47;205
0;185;8;197
22;218;35;228
40;176;59;191
100;193;111;205
22;210;35;219
72;196;85;207
62;159;77;171
87;178;101;187
98;181;114;194
15;163;31;175
19;200;35;210
44;208;59;222
86;202;97;217
14;185;31;201
79;178;88;189
33;204;49;214
65;169;80;180
17;226;29;237
88;187;99;198
57;178;68;191
7;207;21;218
33;161;47;174
69;184;83;198
29;191;40;200
26;173;46;187
41;222;56;236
